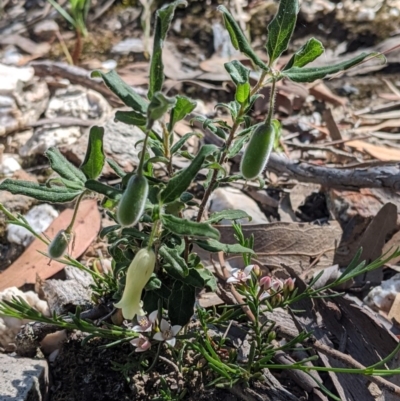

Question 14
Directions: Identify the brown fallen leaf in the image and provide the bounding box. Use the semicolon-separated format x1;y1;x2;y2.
309;81;348;107
218;221;342;275
346;139;400;161
355;202;397;286
0;199;100;291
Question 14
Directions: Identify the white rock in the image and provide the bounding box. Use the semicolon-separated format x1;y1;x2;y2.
45;85;111;120
111;38;144;55
0;154;22;176
0;287;49;347
7;204;59;246
0;64;34;93
101;59;117;70
364;273;400;312
19;126;82;157
209;187;268;225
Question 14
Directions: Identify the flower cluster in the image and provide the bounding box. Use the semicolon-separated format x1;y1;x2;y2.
130;310;182;352
259;276;296;306
226;264;296;307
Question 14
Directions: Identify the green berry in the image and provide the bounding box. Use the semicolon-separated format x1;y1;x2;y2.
48;229;70;259
117;174;149;227
240;123;275;180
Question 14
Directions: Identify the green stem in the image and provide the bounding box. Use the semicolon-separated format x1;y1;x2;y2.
147;219;161;250
265;78;277;125
138;129;151;175
195;70;269;223
66;191;86;234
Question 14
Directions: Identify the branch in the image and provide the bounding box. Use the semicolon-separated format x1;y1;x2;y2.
268;153;400;191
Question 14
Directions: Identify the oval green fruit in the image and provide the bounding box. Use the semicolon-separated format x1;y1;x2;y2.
240;122;275;180
117;174;149;227
48;229;70;259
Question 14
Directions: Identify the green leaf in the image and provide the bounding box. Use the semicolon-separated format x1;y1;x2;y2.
170;132;202;155
148;0;187;100
168;95;197;131
0;180;82;203
147;92;176;127
191;116;227;140
159;245;189;277
115;110;146;127
224;60;250;85
206;210;251;224
189;268;217;291
91;69;148;113
45;147;86;184
85;179;123;199
283;38;324;70
218;5;268;71
235;82;250;105
168;281;195;326
161;214;220;240
195;239;255;254
80;126;105;180
161;144;217;203
106;159;126;178
266;0;299;65
282;52;379;83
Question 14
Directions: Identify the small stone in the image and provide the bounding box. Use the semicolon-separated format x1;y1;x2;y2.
101;59;117;70
0;154;22;176
33;20;59;42
7;204;59;246
0;353;48;401
0;64;34;94
111;38;144;55
209;187;268;224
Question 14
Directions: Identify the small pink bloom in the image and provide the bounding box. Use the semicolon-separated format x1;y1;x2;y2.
260;276;272;290
153;318;181;347
271;279;283;292
283;278;296;292
132;310;158;332
130;335;151;352
227;265;254;284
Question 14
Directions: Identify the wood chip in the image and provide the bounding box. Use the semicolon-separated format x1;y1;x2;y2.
0;199;100;291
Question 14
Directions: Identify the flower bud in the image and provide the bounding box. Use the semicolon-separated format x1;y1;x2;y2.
114;248;156;320
259;276;272;290
271;279;283;293
283;278;296;297
253;265;262;277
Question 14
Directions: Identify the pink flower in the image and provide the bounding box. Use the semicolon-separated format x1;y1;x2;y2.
260;276;272;290
130;335;151;352
227;265;254;284
153;318;181;347
132;310;158;332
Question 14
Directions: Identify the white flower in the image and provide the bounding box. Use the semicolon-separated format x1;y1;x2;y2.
130;335;151;352
114;248;156;320
153;318;181;347
227;265;254;284
133;310;158;332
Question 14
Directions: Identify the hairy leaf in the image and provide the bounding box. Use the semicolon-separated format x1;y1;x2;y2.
115;110;146;127
218;5;268;70
45;147;86;184
161;144;217;203
170;132;202;155
224;60;251;85
282;52;380;83
80;126;105;179
161;214;220;240
195;239;255;254
0;180;82;203
266;0;299;65
168;95;197;131
283;38;324;70
206;209;251;224
85;179;123;199
148;0;187;99
91;69;148;113
159;245;189;277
